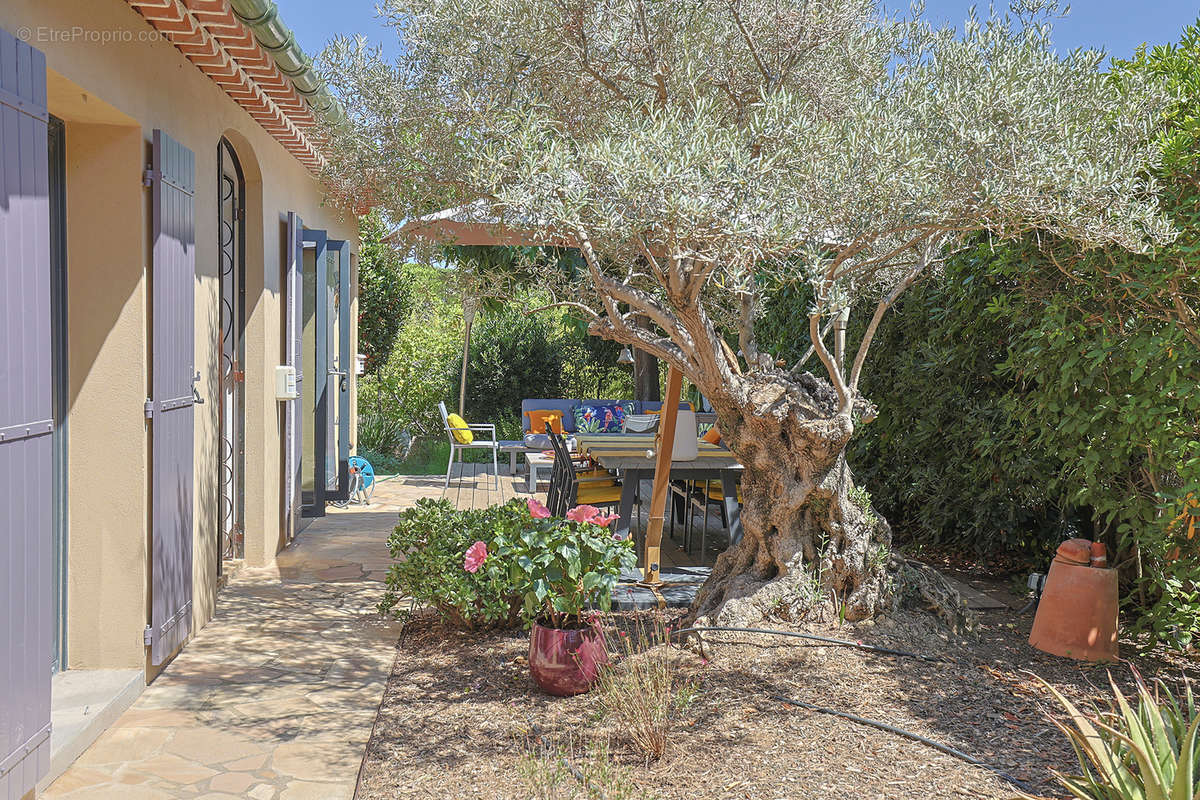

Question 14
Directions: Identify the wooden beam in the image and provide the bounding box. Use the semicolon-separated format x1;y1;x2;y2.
641;366;684;585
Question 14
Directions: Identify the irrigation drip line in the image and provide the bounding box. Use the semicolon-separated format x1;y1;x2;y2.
768;694;1033;794
672;625;947;663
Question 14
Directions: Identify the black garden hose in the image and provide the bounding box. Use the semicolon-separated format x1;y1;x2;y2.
672;625;947;663
769;694;1034;794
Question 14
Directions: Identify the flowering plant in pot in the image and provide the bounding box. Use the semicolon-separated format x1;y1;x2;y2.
497;498;637;696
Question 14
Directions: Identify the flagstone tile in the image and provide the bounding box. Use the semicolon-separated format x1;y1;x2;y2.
270;741;361;781
131;753;218;785
36;765;112;794
223;753;269;770
207;771;258;794
165;727;265;765
75;727;172;766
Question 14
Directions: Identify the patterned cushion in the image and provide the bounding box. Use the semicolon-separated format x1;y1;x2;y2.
572;404;626;433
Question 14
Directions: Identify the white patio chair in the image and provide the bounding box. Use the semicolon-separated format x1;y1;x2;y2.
438;401;500;490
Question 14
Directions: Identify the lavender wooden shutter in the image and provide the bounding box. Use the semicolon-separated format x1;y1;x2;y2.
146;129;195;665
0;27;52;799
284;212;303;539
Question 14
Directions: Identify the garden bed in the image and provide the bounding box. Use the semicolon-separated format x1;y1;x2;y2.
355;604;1197;800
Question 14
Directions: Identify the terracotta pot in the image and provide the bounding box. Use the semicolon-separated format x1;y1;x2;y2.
528;620;609;696
1029;558;1119;662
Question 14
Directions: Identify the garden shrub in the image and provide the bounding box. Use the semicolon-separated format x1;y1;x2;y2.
379;498;524;630
848;254;1069;558
448;310;567;426
379;497;636;630
358;266;462;440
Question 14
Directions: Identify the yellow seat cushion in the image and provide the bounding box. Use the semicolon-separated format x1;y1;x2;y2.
577;467;613;479
575;484;624;505
446;412;473;444
701;425;721;445
706;484;742;503
525;409;566;435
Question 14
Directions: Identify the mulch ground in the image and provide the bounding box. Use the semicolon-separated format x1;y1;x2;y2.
355;595;1198;800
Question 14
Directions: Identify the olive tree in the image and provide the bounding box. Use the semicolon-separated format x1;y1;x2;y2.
320;0;1172;625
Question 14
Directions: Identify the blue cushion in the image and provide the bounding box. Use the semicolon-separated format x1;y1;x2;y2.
523;433;575;451
523;433;553;449
639;401;693;413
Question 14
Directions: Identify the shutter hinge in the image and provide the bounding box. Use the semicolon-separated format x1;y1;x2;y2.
144;398;155;419
143;625;154;646
143;167;158;188
236;206;245;221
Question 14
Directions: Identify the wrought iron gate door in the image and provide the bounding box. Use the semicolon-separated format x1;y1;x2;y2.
217;138;244;561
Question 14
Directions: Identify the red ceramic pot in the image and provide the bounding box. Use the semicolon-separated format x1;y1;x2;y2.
529;620;609;696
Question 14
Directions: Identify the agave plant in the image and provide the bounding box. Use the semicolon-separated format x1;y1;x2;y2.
1032;673;1200;800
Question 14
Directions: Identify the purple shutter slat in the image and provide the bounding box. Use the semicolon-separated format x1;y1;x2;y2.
0;27;52;800
284;212;303;539
148;130;195;666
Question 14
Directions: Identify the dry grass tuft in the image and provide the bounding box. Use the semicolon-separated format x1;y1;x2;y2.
596;616;698;764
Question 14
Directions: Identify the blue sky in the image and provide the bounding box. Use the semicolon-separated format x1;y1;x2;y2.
284;1;1198;64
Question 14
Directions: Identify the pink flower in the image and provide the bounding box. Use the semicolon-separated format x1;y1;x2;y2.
566;504;601;524
463;541;488;573
526;497;551;519
592;511;620;527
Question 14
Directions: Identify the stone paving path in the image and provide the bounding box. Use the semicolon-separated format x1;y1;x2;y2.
43;509;403;800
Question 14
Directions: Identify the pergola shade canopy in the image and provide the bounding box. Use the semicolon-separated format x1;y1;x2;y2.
388;199;570;248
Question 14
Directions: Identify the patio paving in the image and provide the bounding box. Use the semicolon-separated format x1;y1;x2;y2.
42;510;405;799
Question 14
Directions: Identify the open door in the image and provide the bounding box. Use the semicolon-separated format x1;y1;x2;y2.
145;129;196;665
301;227;328;517
326;239;351;502
284;212;303;538
0;26;53;797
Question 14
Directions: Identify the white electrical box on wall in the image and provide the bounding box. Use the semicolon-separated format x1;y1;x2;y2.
275;365;299;400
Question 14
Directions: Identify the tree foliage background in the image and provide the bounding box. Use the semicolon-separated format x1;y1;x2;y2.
756;24;1200;646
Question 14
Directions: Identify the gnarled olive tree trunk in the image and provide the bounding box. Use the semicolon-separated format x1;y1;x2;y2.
690;372;895;626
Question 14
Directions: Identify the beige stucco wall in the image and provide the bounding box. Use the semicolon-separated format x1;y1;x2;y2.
0;0;359;674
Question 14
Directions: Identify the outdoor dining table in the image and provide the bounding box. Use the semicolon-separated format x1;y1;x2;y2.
574;433;744;548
